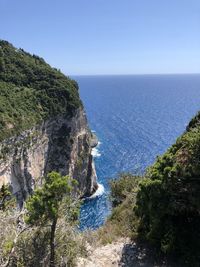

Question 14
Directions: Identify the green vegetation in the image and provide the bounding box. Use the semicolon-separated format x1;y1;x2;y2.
110;173;141;207
0;41;85;266
93;174;140;245
25;172;80;267
0;40;81;141
0;184;11;211
135;121;200;266
0;184;16;211
1;39;200;266
0;172;84;267
100;114;200;266
91;115;200;266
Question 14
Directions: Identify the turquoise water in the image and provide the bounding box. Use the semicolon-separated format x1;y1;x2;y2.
74;74;200;230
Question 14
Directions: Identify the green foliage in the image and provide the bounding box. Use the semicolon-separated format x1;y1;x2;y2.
3;240;13;256
26;172;79;226
135;118;200;266
25;172;80;267
13;224;86;267
95;174;141;245
110;173;141;207
54;222;87;266
0;173;83;267
13;228;50;267
0;210;16;266
0;40;81;141
0;184;13;211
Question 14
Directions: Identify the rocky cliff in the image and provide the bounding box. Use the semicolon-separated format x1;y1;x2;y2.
0;108;98;208
0;40;98;207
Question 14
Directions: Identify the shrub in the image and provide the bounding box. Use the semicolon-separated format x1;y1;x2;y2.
94;174;141;245
110;173;141;207
135;121;200;266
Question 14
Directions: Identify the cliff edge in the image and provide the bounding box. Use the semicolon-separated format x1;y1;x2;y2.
0;40;98;207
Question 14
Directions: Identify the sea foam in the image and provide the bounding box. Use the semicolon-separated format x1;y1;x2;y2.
91;141;101;158
87;183;105;199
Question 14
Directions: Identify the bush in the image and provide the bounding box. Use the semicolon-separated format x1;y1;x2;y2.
110;173;141;207
94;174;141;245
0;172;84;267
11;222;86;267
135;120;200;266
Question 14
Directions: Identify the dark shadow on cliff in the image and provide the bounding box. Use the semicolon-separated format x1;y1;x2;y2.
120;240;182;267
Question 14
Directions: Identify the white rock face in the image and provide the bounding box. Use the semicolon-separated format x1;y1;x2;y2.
0;108;98;208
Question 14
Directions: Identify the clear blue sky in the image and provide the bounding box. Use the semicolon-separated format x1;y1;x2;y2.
0;0;200;75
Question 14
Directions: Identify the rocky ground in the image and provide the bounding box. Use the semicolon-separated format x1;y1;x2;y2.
77;238;126;267
77;238;173;267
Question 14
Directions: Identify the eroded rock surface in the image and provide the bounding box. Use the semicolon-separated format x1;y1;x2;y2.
0;108;98;208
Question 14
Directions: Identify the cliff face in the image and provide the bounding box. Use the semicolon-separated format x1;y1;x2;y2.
0;108;98;208
0;40;98;207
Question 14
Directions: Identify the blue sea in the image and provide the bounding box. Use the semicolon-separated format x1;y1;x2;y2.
74;74;200;231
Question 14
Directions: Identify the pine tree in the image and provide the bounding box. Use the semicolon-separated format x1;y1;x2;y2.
26;172;79;267
0;184;11;211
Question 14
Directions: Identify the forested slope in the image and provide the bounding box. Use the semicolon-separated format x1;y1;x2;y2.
0;40;81;141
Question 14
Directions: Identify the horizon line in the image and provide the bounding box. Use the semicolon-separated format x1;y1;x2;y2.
69;72;200;77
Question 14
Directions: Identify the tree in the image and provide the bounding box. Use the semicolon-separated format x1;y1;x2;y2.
135;126;200;266
0;184;11;211
0;47;5;72
26;172;80;267
0;57;5;72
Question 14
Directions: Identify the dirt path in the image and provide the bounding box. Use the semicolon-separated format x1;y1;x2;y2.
77;238;128;267
77;238;174;267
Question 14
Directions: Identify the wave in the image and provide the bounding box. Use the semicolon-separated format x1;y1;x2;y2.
91;147;101;157
91;140;102;158
87;183;105;199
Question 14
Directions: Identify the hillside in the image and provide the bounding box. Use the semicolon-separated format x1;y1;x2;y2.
0;40;81;141
0;40;97;207
135;110;200;265
0;40;199;267
92;112;200;267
